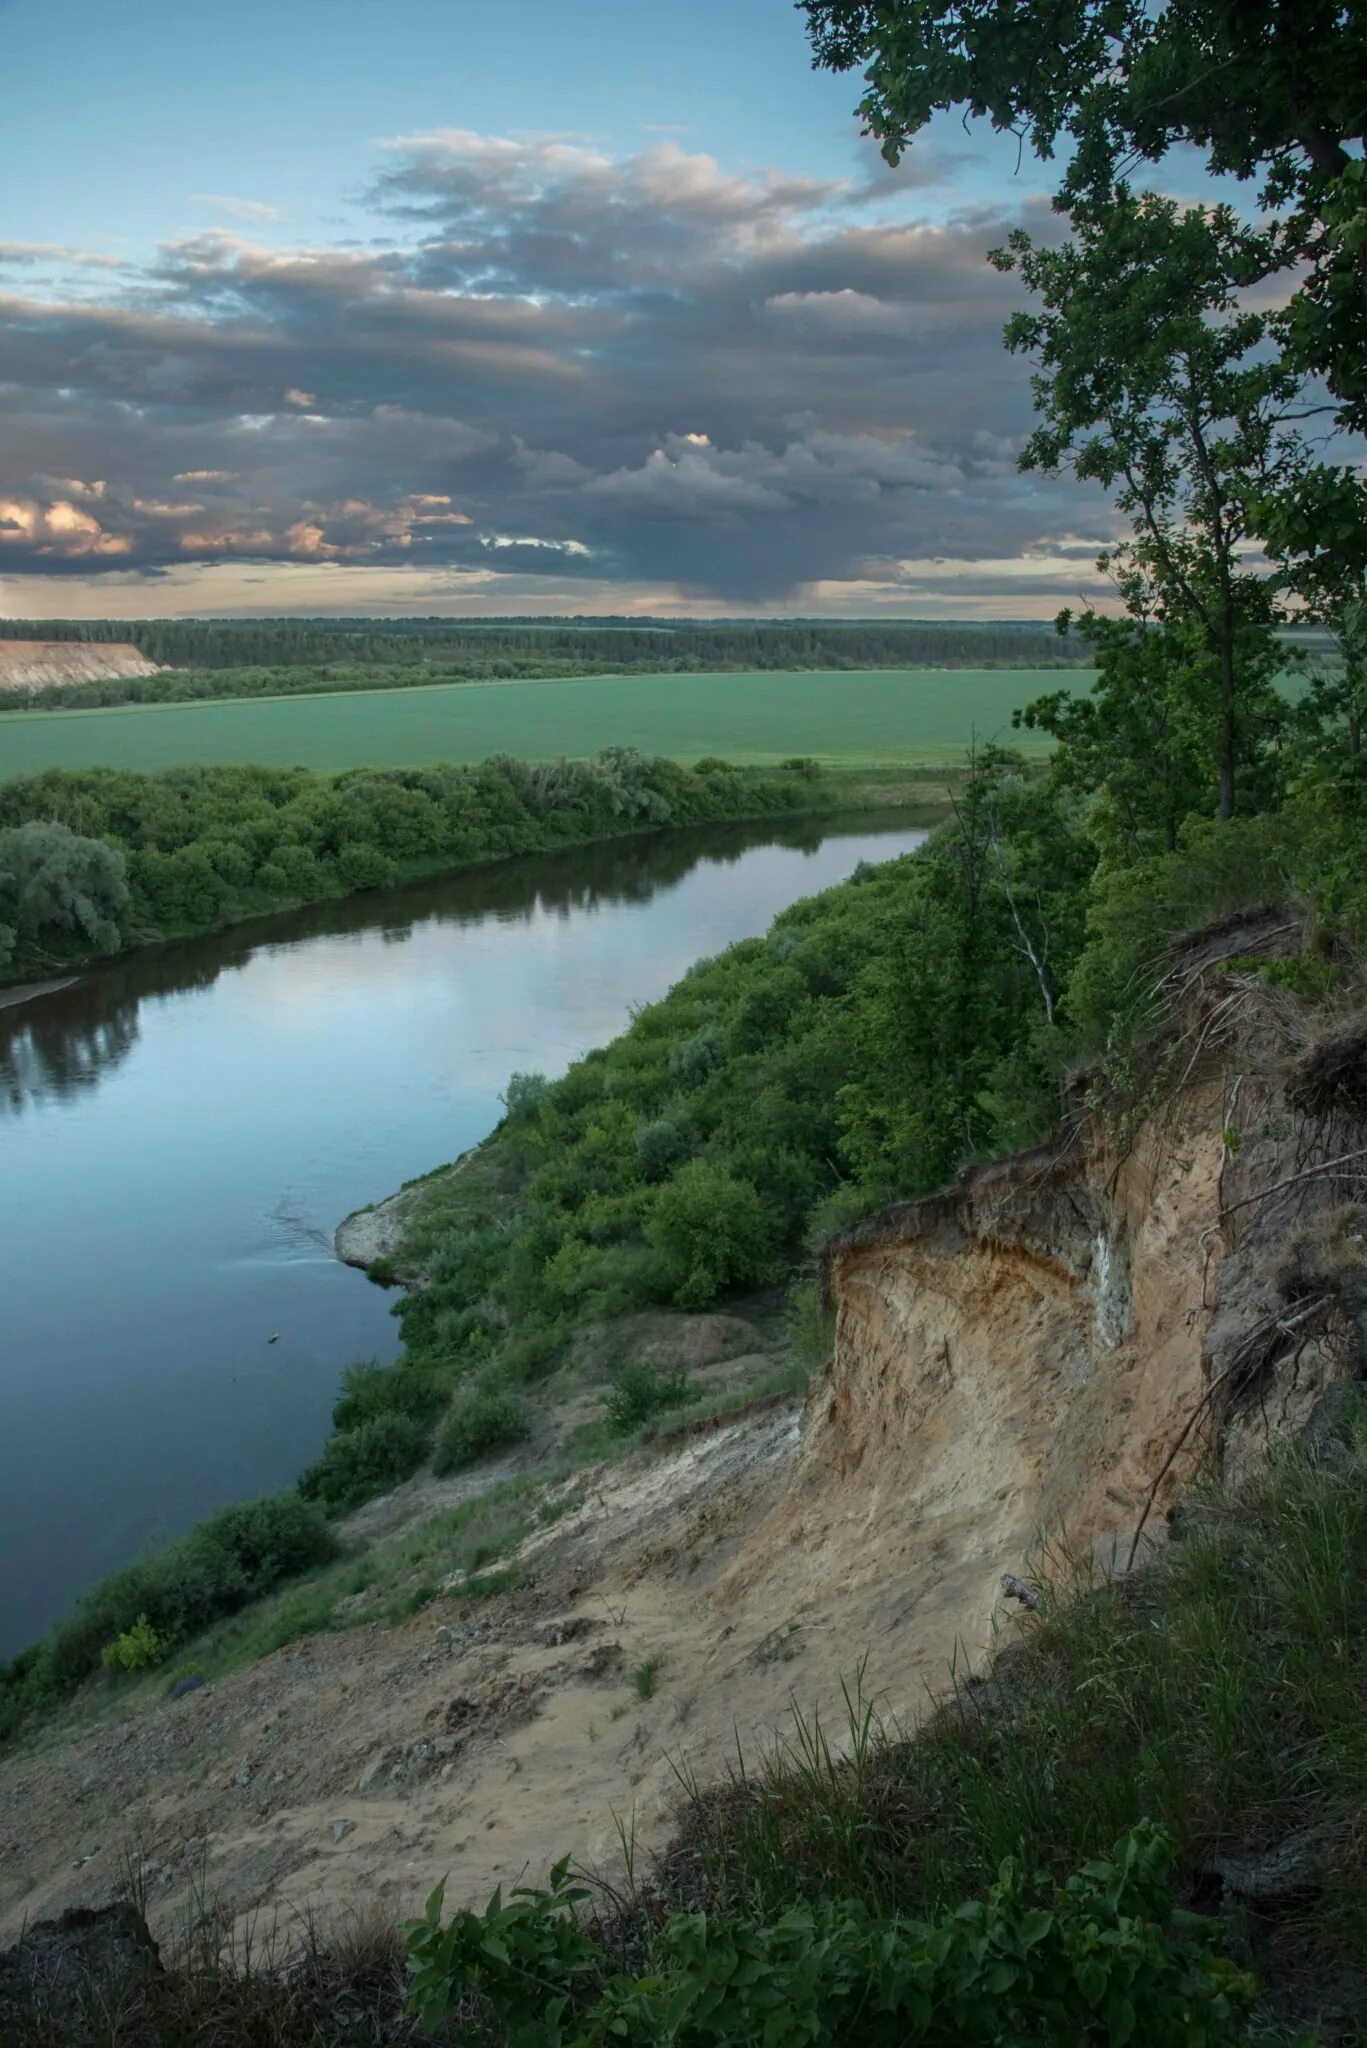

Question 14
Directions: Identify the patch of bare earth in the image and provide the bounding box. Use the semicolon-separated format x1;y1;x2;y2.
0;642;161;694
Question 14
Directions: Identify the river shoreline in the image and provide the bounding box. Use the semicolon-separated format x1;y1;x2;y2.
2;811;934;1661
0;769;949;998
0;975;79;1012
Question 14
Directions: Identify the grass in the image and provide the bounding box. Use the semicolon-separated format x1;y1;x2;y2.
1;1880;432;2045
0;667;1072;777
669;1426;1367;2034
14;1436;1355;2043
632;1655;663;1701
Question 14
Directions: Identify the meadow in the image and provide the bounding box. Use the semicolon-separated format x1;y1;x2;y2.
0;667;1072;777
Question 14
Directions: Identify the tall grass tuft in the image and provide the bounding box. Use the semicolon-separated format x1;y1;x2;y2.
671;1428;1367;2018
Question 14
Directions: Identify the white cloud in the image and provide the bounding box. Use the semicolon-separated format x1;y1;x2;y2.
190;195;283;223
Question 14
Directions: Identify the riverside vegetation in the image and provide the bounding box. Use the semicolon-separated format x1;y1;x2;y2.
5;0;1367;2036
0;749;892;984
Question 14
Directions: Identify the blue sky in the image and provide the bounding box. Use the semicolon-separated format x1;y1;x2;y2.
1;0;1131;618
6;0;1018;256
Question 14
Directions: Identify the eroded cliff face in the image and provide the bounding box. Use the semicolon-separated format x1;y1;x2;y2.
5;932;1363;1947
788;952;1364;1701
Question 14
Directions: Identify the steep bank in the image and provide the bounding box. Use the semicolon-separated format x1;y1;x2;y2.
0;642;161;695
4;914;1361;1957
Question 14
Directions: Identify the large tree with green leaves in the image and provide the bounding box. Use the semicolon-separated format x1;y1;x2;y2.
803;1;1364;380
994;190;1298;819
0;821;129;965
803;1;1367;580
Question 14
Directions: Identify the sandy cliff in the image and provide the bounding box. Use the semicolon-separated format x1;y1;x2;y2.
0;641;162;693
3;921;1362;1948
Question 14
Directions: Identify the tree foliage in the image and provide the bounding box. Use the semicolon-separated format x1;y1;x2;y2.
803;0;1367;649
993;192;1304;819
0;820;129;959
0;751;833;980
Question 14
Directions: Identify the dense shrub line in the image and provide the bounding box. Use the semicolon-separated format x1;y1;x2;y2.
0;749;837;980
0;1494;337;1737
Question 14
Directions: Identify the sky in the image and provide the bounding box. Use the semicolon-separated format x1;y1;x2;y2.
1;0;1150;621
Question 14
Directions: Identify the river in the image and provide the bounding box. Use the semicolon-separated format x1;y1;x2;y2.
0;813;927;1657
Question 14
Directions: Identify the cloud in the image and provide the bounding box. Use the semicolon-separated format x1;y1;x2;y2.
190;195;283;223
0;130;1112;607
0;241;127;271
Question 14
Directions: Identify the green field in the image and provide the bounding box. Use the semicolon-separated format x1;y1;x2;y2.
0;667;1078;778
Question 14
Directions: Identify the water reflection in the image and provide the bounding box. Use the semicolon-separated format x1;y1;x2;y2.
0;813;865;1111
0;811;927;1655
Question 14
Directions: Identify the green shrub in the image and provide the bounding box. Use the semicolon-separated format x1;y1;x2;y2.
502;1070;552;1121
101;1613;170;1673
634;1115;689;1180
497;1322;568;1384
29;1491;338;1707
666;1026;727;1082
432;1387;529;1475
299;1411;431;1513
404;1825;1253;2045
604;1358;692;1434
329;1358;448;1433
647;1159;782;1307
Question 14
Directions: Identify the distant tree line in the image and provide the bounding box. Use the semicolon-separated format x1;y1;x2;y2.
0;610;1090;708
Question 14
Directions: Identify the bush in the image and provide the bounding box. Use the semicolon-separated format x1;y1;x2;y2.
647;1159;782;1308
433;1388;529;1475
497;1322;568;1384
31;1492;338;1706
503;1070;552;1122
335;842;400;890
298;1412;431;1513
404;1825;1254;2046
101;1613;170;1673
634;1116;689;1180
330;1358;448;1433
604;1358;693;1434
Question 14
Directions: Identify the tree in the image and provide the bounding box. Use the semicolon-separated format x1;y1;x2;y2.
0;821;129;958
1258;463;1367;760
1017;614;1214;857
993;192;1295;818
803;1;1367;564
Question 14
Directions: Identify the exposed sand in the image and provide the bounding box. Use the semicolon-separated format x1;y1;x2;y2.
0;641;161;693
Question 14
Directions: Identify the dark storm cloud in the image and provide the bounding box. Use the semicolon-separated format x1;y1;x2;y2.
0;134;1112;601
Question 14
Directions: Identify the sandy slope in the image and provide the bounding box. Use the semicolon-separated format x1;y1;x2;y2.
0;642;161;692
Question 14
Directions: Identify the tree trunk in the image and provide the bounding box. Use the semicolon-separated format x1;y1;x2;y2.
1218;638;1237;820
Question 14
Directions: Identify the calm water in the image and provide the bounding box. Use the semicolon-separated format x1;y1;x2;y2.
0;814;926;1656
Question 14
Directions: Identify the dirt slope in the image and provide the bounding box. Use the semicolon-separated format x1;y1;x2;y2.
3;924;1362;1951
0;642;161;693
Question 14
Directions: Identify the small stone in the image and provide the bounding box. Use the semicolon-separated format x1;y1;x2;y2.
357;1746;403;1795
331;1819;356;1844
234;1767;251;1788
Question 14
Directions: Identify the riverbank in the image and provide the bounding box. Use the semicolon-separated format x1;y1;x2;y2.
0;755;949;993
0;811;934;1673
0;975;79;1012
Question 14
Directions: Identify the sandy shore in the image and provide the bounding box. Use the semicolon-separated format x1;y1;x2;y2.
0;974;79;1012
